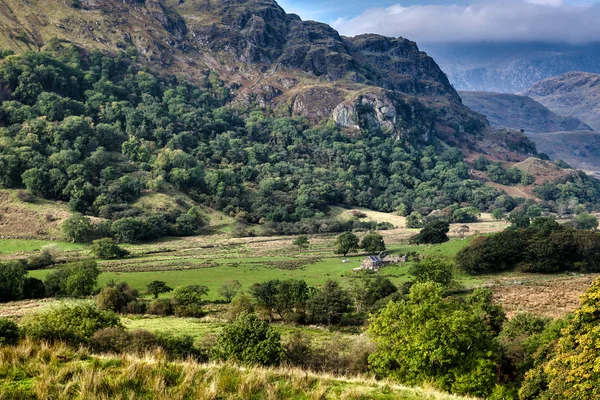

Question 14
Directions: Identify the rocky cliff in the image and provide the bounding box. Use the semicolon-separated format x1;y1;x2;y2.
0;0;533;156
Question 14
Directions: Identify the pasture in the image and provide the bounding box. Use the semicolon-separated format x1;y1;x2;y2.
27;238;477;300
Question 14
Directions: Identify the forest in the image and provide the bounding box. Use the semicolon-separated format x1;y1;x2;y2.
2;47;600;242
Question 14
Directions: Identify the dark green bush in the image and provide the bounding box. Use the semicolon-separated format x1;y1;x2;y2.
213;312;284;366
0;317;20;345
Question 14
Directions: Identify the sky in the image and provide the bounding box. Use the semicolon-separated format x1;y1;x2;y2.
277;0;600;43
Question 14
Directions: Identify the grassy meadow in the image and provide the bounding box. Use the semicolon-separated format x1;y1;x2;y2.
24;239;478;301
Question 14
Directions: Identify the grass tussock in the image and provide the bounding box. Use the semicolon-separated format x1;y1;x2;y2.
0;340;473;400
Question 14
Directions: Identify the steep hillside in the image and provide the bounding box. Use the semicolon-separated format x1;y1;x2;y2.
459;91;592;133
522;71;600;131
4;0;600;241
423;41;600;93
525;131;600;171
0;0;519;153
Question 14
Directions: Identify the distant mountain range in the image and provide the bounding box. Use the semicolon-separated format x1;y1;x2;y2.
459;91;592;133
522;72;600;131
423;42;600;93
459;72;600;171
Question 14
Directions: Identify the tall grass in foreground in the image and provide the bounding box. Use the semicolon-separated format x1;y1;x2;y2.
0;340;473;400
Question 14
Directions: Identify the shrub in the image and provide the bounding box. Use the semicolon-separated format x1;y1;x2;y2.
22;277;46;299
24;303;121;345
226;293;255;321
409;257;457;288
0;261;27;301
96;282;138;313
148;298;173;316
156;333;204;360
44;260;100;296
25;249;54;269
292;235;309;248
214;312;284;366
90;238;129;259
173;304;205;318
0;318;20;345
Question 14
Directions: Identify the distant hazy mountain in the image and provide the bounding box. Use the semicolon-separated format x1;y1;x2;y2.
525;131;600;171
459;91;592;133
522;72;600;131
423;42;600;93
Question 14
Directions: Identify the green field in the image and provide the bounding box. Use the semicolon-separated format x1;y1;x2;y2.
27;239;478;300
0;239;85;254
123;315;358;345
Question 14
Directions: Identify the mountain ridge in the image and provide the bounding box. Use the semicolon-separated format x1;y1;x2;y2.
522;71;600;131
0;0;532;158
458;90;592;133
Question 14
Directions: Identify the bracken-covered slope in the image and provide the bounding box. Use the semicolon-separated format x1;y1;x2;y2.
522;71;600;131
0;0;532;157
459;91;592;133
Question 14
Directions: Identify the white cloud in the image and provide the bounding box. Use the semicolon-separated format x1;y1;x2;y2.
331;0;600;43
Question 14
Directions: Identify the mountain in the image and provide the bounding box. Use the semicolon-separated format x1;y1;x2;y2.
422;42;600;93
458;91;592;133
5;0;600;239
522;72;600;131
0;0;534;156
524;131;600;172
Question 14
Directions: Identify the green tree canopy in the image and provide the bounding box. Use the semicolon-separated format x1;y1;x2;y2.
214;312;284;366
368;282;503;397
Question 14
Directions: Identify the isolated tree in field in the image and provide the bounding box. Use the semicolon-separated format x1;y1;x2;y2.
293;235;309;249
218;280;242;302
214;312;284;366
173;285;209;305
307;280;352;325
409;220;449;245
147;280;173;299
334;232;359;256
90;238;129;259
492;209;505;221
360;232;386;254
574;212;598;230
0;261;27;302
62;213;94;243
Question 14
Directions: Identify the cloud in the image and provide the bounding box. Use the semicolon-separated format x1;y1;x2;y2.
331;0;600;43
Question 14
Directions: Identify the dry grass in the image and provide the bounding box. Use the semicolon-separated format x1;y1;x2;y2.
490;273;599;318
0;190;70;239
0;340;474;400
